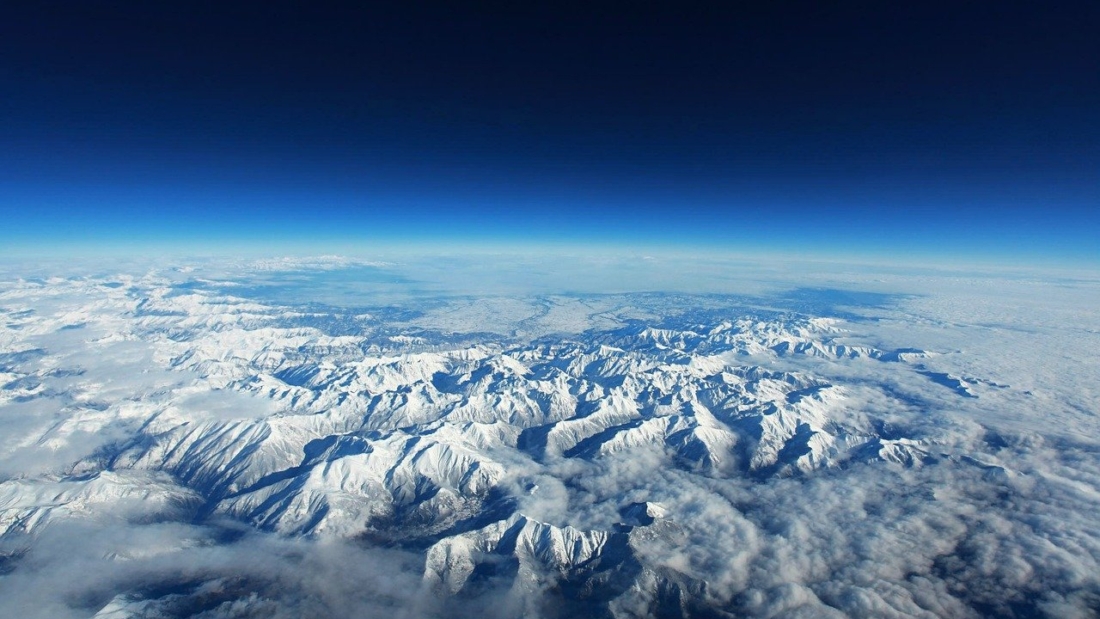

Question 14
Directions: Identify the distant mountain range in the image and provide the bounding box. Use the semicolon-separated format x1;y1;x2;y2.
3;267;1093;619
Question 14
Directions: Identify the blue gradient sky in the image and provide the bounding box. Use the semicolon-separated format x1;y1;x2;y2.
2;3;1097;264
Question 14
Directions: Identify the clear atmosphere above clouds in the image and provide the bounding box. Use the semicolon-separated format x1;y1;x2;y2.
2;3;1097;263
1;3;1099;619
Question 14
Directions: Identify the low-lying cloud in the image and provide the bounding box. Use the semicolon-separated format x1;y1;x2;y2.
1;258;1099;618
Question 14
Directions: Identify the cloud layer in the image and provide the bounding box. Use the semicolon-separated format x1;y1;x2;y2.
1;256;1098;617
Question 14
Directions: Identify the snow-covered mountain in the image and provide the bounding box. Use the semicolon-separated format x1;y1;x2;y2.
2;262;1098;618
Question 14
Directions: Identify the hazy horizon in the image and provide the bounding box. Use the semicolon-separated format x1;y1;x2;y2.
3;3;1097;265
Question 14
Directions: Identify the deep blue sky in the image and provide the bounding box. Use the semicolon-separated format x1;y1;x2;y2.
2;2;1098;262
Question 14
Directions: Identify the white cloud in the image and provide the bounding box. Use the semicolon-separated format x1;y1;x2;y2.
0;255;1098;617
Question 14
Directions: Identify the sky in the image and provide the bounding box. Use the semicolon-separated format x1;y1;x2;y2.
2;2;1098;263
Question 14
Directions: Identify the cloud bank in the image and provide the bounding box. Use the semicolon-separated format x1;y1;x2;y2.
1;256;1098;617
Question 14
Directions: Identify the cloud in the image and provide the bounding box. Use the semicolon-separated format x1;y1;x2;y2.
2;257;1100;617
0;514;444;619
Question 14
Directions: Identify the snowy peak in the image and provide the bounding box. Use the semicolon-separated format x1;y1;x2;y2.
619;501;669;527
